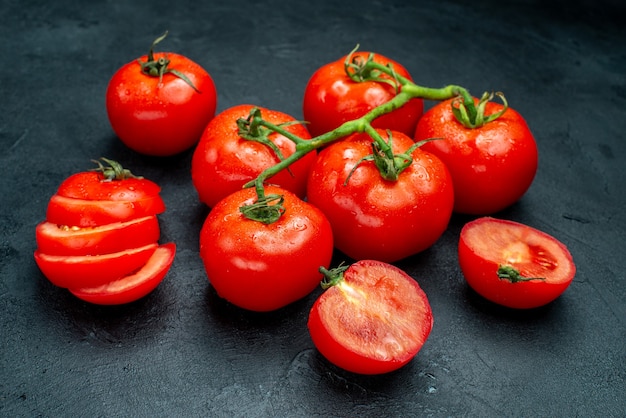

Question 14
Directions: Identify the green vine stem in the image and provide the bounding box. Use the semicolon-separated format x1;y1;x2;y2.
239;47;508;223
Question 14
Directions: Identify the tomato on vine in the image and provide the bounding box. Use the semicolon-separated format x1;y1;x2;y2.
306;128;453;262
34;159;175;305
308;260;433;375
303;49;424;138
458;217;576;309
106;31;217;156
414;93;538;215
199;185;334;312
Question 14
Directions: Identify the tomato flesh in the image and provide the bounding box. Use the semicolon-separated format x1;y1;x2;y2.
69;243;175;305
35;216;160;256
458;217;576;309
308;260;433;375
34;243;158;289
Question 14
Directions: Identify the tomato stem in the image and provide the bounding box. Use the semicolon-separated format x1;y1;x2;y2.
497;265;546;283
91;158;142;181
319;263;349;290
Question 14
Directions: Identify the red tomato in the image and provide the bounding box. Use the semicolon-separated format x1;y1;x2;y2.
199;186;334;312
308;260;433;375
415;97;538;215
458;217;576;309
69;243;176;305
306;129;454;262
191;104;317;208
35;159;175;305
106;35;217;156
35;216;160;256
34;243;158;289
302;51;424;137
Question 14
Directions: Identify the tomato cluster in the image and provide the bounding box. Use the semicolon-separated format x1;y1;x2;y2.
35;37;577;375
34;159;175;305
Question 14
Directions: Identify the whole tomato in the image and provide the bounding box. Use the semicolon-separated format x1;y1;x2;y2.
34;159;175;305
414;96;538;215
191;104;317;208
458;217;576;309
106;32;217;156
306;129;454;262
303;51;424;138
199;185;334;312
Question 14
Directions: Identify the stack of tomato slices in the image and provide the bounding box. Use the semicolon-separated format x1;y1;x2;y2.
34;161;175;305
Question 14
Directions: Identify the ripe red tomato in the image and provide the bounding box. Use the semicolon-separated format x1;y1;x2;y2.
302;51;424;137
306;129;454;262
106;34;217;156
199;185;334;312
191;104;317;208
34;159;175;305
308;260;433;375
414;97;538;215
458;217;576;309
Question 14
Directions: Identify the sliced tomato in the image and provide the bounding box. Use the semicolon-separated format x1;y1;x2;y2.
69;243;176;305
458;217;576;309
34;243;158;289
308;260;433;375
46;194;165;227
35;216;160;256
56;171;162;201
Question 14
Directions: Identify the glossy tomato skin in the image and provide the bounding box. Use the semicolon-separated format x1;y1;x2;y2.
415;98;538;215
308;260;433;375
106;52;217;156
191;104;317;208
458;217;576;309
303;51;424;137
56;172;162;201
35;216;160;256
69;243;176;305
306;129;454;262
199;186;334;312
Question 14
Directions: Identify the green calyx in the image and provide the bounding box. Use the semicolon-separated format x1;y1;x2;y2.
91;157;142;181
452;91;509;129
239;193;286;224
344;44;401;93
320;263;349;290
137;31;199;92
497;265;546;283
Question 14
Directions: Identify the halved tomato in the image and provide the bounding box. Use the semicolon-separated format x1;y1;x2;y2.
35;216;160;256
458;217;576;309
46;194;165;227
34;243;158;289
69;243;176;305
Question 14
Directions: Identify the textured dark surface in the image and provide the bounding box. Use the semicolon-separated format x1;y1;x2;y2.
2;0;625;416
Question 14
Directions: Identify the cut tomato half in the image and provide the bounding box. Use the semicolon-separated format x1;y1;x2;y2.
69;243;176;305
35;216;160;256
46;194;165;227
34;243;158;289
458;217;576;309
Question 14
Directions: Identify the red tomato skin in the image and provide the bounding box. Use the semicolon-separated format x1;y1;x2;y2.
415;98;538;215
307;260;433;375
34;243;158;289
191;104;317;208
46;194;165;227
35;216;160;256
458;217;576;309
106;52;217;156
303;51;424;137
69;243;176;305
306;130;454;262
56;172;162;201
199;186;334;312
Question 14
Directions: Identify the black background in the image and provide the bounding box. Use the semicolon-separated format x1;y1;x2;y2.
2;0;625;416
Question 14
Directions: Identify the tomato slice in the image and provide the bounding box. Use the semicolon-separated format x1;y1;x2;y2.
35;216;160;256
46;194;165;227
308;260;433;375
34;243;158;289
458;217;576;309
69;243;176;305
56;172;162;201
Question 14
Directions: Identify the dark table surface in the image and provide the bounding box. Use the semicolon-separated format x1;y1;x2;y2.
2;0;625;416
